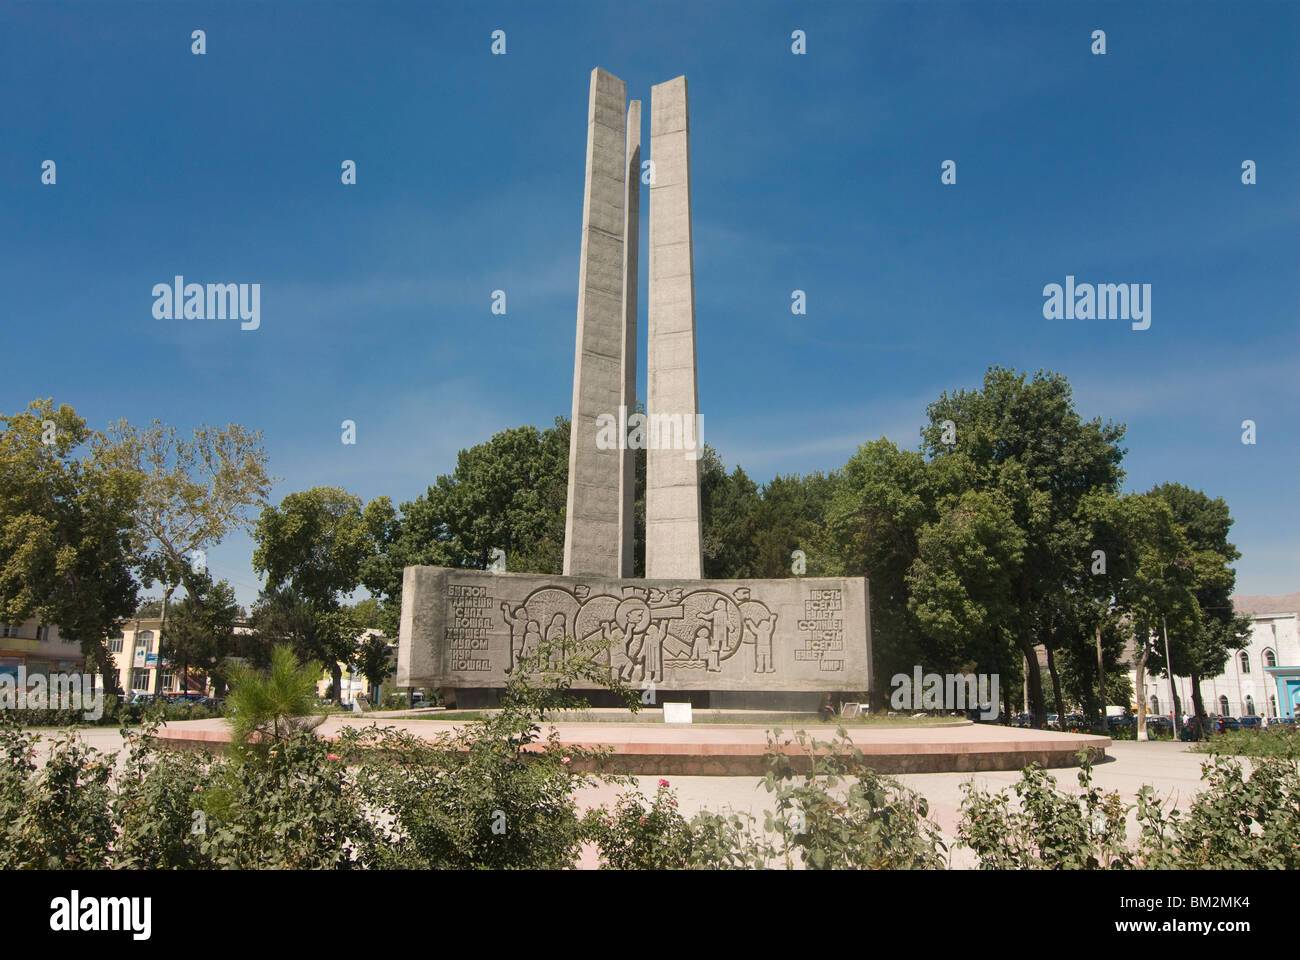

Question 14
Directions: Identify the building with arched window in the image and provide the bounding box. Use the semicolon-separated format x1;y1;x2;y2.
1127;593;1300;719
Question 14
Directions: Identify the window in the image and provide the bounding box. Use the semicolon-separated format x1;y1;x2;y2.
1265;649;1277;668
1239;652;1250;674
1149;695;1160;715
160;670;174;691
131;669;150;692
1219;695;1231;716
1246;696;1256;717
137;631;153;654
1270;695;1278;717
108;633;123;653
0;623;19;639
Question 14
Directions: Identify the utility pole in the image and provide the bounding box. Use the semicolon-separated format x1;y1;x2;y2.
1163;615;1180;732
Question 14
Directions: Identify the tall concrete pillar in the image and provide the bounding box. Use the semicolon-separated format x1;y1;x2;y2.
618;100;641;577
564;68;631;577
645;75;703;580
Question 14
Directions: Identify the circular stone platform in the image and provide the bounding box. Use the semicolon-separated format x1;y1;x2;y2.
153;715;1109;775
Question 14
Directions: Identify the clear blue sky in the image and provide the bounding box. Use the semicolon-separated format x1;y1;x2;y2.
2;1;1296;607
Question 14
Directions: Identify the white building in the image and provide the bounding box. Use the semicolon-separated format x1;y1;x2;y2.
1136;592;1300;719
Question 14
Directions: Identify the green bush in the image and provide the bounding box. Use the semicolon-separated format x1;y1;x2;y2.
346;636;629;870
1136;756;1300;868
1191;725;1300;759
761;727;948;869
226;644;325;743
958;753;1131;869
196;734;376;869
114;719;216;868
583;779;770;870
0;721;115;868
6;638;1300;871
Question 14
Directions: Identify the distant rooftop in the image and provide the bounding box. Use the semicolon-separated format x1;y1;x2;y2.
1232;593;1300;617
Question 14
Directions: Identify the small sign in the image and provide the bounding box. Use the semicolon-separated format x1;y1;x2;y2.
663;702;693;724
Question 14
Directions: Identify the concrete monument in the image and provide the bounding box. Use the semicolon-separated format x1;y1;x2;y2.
563;68;635;578
398;567;867;694
398;68;872;705
646;76;703;579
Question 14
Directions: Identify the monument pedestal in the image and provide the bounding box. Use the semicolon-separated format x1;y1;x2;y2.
397;568;870;698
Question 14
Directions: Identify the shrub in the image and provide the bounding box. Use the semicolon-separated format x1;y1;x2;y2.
225;644;325;743
1135;756;1300;869
347;634;633;870
1192;725;1300;759
583;779;771;870
761;727;948;869
957;753;1131;869
0;721;115;868
114;719;217;868
197;733;377;869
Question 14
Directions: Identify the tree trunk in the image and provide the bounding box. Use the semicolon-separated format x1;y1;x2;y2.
1002;676;1013;725
1095;621;1108;734
1190;669;1207;740
1021;641;1046;727
89;639;116;700
331;662;343;705
1134;636;1149;742
1046;644;1066;728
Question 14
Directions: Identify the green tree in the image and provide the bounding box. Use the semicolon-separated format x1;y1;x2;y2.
919;368;1127;725
701;451;761;579
97;418;273;694
353;633;394;706
0;400;139;692
826;438;934;706
907;488;1026;681
253;486;386;700
1078;490;1199;739
161;573;240;696
1147;483;1251;724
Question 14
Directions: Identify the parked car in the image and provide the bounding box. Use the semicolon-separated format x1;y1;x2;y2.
1106;712;1136;729
1238;715;1262;729
1147;716;1173;735
1213;716;1241;732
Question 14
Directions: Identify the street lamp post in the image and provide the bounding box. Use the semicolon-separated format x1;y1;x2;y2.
1163;615;1180;731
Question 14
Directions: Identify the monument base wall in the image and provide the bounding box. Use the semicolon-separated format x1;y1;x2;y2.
397;567;870;695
